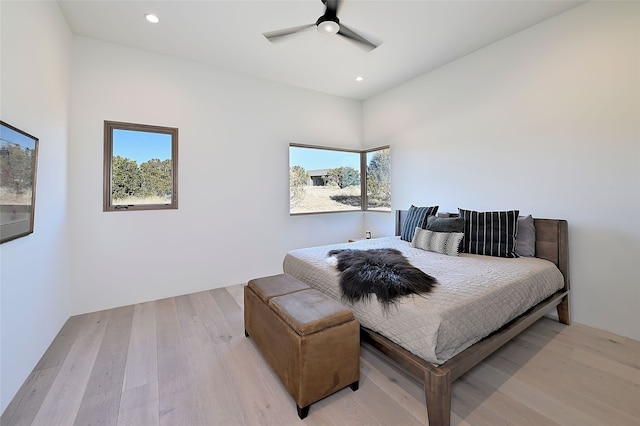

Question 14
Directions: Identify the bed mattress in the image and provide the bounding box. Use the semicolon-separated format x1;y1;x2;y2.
283;236;564;365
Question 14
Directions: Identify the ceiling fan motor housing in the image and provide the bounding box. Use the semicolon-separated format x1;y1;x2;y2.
316;14;340;33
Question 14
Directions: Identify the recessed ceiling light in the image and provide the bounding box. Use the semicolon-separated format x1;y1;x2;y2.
145;14;159;24
355;76;364;82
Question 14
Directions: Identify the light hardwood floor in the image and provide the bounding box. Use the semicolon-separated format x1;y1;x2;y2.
2;284;639;425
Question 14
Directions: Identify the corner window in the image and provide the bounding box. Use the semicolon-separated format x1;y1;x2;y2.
289;144;390;214
103;121;178;211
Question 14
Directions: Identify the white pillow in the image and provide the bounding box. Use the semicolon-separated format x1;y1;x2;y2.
411;227;464;256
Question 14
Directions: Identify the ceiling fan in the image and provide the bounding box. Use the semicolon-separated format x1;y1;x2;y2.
263;0;380;51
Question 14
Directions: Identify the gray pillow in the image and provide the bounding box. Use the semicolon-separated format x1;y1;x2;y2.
426;215;465;233
411;228;464;256
516;215;536;257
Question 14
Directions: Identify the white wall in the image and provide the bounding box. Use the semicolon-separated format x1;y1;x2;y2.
364;1;640;339
68;38;364;314
0;1;72;413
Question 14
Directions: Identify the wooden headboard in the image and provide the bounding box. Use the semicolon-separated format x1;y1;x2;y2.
394;210;570;293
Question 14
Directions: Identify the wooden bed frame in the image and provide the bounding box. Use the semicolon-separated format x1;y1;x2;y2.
358;210;570;425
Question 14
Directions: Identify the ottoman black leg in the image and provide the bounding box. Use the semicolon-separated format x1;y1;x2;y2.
244;329;249;338
350;380;359;391
297;404;310;419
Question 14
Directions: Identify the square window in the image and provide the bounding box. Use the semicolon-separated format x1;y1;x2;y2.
104;121;178;211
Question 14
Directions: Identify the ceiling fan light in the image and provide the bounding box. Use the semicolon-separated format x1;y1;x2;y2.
317;19;339;34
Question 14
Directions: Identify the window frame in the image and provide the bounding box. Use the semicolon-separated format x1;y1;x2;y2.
289;143;390;215
103;120;178;212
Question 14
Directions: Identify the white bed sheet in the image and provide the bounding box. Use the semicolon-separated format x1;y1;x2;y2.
283;236;564;365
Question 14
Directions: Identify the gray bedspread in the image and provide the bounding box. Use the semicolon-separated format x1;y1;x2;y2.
283;236;564;365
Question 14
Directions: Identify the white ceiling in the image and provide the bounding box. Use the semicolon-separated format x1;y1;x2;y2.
57;0;582;100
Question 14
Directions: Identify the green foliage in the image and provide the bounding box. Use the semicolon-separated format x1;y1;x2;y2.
139;159;172;199
112;156;141;200
290;165;308;205
327;166;360;189
0;142;35;194
112;156;172;202
367;148;391;207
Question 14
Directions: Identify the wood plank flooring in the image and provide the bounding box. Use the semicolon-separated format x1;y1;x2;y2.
2;284;639;425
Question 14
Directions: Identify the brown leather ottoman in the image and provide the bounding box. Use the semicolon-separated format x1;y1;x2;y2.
244;274;360;419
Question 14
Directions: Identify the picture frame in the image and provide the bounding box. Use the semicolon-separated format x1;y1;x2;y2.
1;121;39;244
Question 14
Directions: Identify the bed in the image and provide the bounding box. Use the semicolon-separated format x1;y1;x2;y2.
283;210;570;425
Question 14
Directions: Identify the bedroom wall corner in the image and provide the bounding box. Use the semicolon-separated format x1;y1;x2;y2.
0;1;72;414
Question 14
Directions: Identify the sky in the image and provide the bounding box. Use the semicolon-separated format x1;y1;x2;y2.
112;129;171;164
1;122;37;150
289;146;360;171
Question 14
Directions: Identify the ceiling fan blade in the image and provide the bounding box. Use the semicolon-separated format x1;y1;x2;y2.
325;0;340;17
263;23;316;41
337;24;379;51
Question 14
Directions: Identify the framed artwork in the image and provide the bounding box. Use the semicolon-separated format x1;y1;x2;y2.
0;121;39;244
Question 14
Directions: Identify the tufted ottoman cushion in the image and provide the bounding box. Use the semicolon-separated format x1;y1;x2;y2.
269;289;354;335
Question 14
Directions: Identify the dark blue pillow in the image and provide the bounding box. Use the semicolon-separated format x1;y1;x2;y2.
401;205;439;242
458;209;519;258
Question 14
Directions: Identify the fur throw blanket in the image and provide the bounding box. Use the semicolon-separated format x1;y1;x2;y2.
327;248;437;310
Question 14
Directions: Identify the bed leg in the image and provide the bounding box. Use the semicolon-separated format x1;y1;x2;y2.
297;404;310;419
557;295;571;325
424;369;451;426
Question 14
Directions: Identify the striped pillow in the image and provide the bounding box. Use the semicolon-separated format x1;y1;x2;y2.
411;228;464;256
458;209;519;258
401;205;439;241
